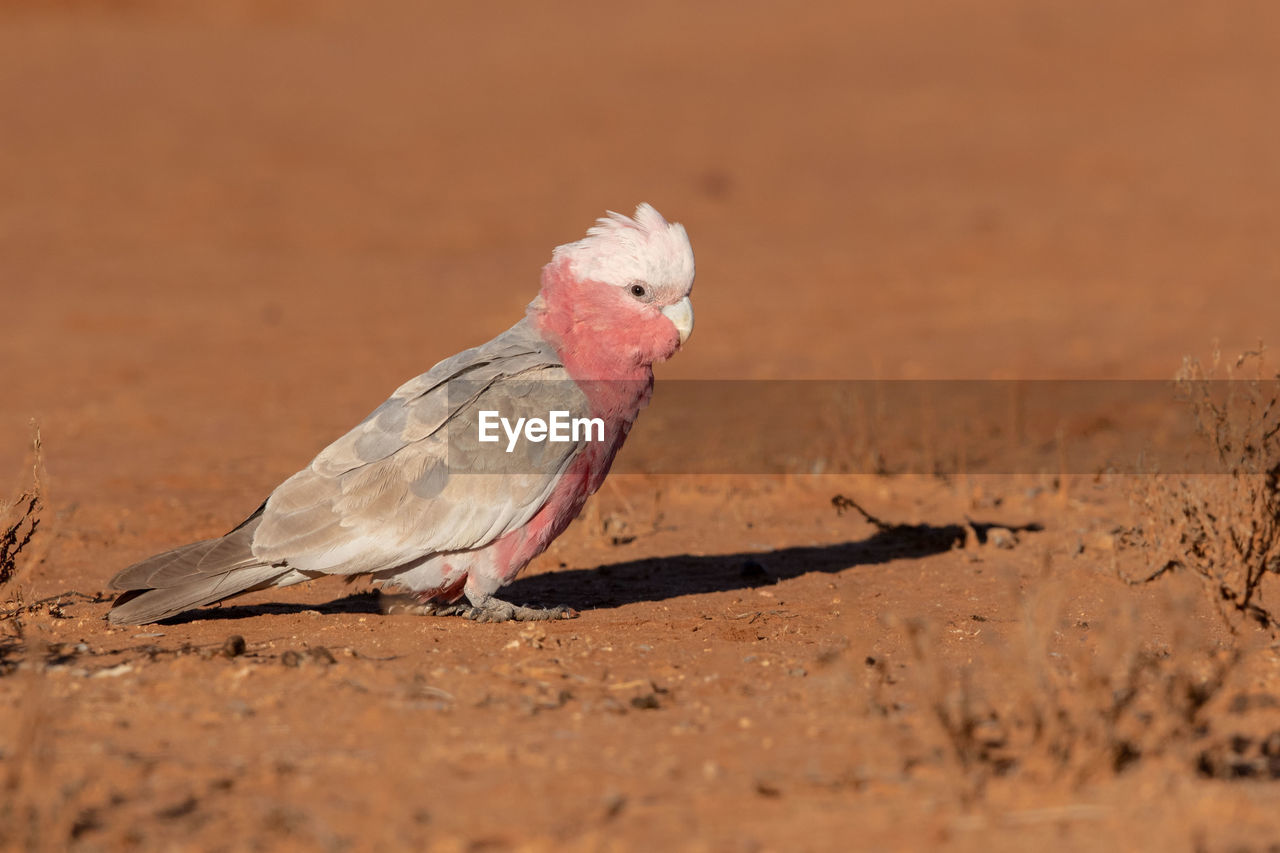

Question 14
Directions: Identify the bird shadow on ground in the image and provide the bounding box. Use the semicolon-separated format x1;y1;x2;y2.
507;516;1042;610
153;589;383;624
145;513;1041;623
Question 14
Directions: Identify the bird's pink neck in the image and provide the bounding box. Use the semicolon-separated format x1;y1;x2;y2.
528;257;677;392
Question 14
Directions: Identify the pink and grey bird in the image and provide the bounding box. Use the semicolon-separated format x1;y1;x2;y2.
107;204;695;624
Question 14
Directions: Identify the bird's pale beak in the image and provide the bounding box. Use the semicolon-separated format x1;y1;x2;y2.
661;297;694;345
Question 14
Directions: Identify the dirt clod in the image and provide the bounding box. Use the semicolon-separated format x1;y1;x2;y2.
307;646;336;665
629;693;661;710
220;635;246;658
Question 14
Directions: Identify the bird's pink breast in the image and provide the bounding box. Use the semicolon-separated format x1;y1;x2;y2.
487;402;638;585
472;259;673;587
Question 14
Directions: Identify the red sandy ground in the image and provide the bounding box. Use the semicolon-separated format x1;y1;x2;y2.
3;1;1280;850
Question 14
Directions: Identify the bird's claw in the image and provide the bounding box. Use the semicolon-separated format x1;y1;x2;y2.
463;600;578;623
382;593;577;622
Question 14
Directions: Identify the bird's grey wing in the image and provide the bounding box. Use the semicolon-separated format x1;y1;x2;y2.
251;354;593;575
306;317;556;478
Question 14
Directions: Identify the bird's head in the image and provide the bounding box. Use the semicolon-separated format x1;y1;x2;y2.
531;204;695;376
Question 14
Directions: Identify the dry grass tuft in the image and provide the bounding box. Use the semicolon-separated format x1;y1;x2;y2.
868;557;1239;809
1124;346;1280;632
1;424;46;671
0;424;68;851
1;426;43;593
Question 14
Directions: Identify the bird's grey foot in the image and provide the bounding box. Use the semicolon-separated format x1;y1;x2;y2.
456;592;578;623
381;592;577;622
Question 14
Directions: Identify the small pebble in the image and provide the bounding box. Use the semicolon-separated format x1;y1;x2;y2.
308;646;337;665
988;527;1017;549
601;793;627;820
630;693;661;710
754;778;782;798
221;635;247;658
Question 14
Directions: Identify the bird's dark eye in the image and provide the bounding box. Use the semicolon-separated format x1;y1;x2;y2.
629;283;647;299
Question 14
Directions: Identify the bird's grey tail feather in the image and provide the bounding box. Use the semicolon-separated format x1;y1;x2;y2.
107;515;287;625
107;564;288;625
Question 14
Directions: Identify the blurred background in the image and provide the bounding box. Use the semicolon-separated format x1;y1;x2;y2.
2;0;1279;535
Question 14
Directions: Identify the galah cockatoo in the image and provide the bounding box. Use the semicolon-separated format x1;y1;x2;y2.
107;204;694;625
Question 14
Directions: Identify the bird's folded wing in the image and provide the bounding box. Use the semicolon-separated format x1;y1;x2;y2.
251;336;592;575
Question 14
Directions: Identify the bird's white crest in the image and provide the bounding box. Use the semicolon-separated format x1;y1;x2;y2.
552;203;695;293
